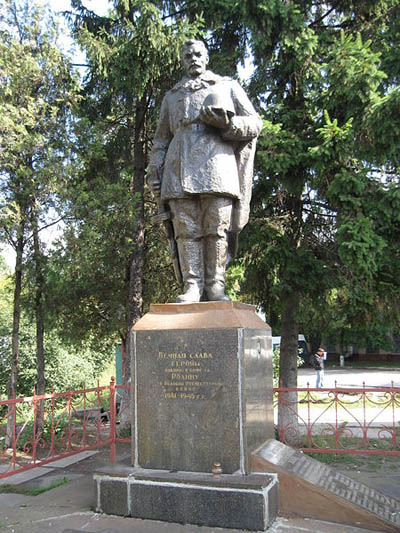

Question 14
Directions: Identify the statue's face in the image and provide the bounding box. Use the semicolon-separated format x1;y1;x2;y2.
181;43;209;78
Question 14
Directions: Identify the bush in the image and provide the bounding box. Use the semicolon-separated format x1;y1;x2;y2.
273;346;304;386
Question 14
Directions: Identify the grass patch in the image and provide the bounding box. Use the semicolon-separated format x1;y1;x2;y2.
117;425;131;438
97;360;116;386
307;452;365;466
0;476;68;496
295;389;397;409
307;451;400;472
302;430;400;471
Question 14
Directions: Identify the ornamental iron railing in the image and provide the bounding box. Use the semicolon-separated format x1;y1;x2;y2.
0;378;130;480
1;381;399;479
275;381;400;455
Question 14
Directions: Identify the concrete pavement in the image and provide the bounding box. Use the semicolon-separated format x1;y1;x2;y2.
1;447;398;533
298;366;400;388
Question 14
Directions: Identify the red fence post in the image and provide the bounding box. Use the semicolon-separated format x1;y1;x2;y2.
306;382;312;448
388;380;396;452
362;381;368;450
278;379;285;442
32;387;37;463
109;377;116;463
11;391;17;468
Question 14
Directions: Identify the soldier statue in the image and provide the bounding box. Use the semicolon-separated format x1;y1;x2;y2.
147;39;263;303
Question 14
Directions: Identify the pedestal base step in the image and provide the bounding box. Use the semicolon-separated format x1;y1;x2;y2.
94;465;279;531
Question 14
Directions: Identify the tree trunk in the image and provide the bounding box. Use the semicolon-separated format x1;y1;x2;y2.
32;212;45;436
120;95;147;429
6;219;24;447
278;290;300;445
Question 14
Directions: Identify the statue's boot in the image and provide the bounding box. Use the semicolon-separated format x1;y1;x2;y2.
176;239;204;303
204;236;231;302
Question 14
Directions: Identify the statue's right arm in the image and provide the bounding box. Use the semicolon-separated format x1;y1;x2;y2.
147;97;173;195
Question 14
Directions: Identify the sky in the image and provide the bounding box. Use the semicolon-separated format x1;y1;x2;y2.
50;0;112;62
50;0;111;20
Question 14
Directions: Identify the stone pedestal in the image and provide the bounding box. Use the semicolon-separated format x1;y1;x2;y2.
95;302;277;531
94;464;279;531
131;301;274;474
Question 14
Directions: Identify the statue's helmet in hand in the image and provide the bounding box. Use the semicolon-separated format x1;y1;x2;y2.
203;90;235;119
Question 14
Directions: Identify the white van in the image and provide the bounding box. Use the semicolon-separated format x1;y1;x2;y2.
272;335;309;363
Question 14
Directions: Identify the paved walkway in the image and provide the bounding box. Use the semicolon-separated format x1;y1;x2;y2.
0;447;398;533
298;366;400;388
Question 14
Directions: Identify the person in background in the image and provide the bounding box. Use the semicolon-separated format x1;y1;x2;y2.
312;347;326;388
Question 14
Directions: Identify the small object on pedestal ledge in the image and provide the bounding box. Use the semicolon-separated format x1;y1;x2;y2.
212;462;223;476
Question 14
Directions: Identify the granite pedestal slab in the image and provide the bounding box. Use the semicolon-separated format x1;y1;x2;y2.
94;464;279;531
252;439;400;532
131;301;274;475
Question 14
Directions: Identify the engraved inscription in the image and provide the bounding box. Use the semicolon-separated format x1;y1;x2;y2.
157;351;223;400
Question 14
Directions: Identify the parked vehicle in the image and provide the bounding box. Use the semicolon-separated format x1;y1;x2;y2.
272;334;309;364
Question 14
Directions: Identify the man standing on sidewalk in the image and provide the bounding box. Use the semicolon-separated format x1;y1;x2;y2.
312;347;325;388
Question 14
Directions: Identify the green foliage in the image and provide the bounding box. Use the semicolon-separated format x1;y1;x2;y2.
0;266;112;396
12;414;70;452
225;263;245;301
0;315;112;397
0;0;83;398
2;0;400;397
272;346;304;386
75;1;202;97
240;0;400;363
50;0;205;350
0;1;79;208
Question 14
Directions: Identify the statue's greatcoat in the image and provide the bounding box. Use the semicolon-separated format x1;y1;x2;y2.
148;71;263;232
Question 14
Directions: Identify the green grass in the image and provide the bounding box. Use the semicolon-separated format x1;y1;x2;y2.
307;431;398;448
307;451;400;471
294;390;396;409
0;476;68;496
97;360;117;386
307;451;365;466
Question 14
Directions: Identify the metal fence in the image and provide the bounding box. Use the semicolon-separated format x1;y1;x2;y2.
0;378;130;480
1;381;399;479
275;382;400;455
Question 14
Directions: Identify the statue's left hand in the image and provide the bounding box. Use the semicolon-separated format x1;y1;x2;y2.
199;105;230;129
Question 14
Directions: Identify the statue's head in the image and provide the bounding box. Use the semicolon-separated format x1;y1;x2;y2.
181;39;209;78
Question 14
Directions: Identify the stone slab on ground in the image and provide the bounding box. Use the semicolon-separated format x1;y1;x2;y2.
0;509;388;532
253;439;400;533
0;450;99;485
0;466;55;485
22;471;84;489
45;450;99;468
338;469;400;501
